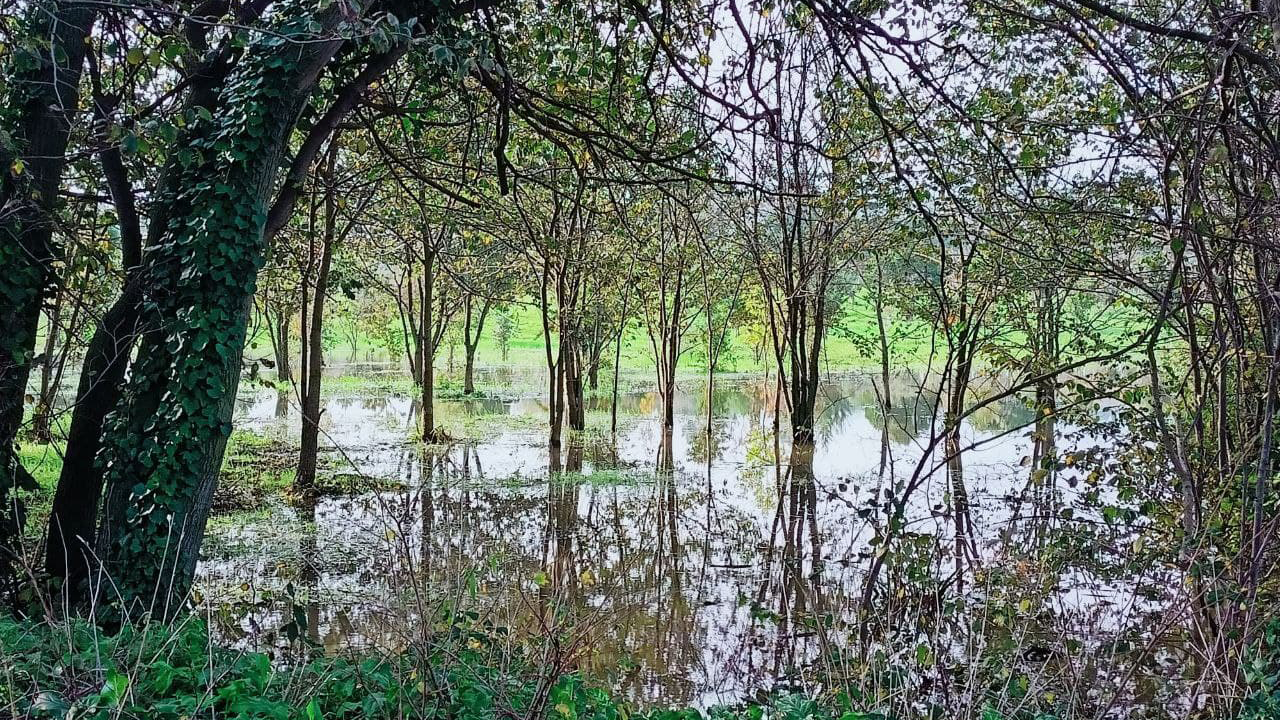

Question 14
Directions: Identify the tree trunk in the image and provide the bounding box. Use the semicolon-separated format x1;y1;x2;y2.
93;25;349;618
297;160;338;495
464;346;477;395
564;335;586;432
0;0;98;588
44;278;143;596
874;264;893;477
419;248;437;439
945;326;978;585
461;296;489;395
44;116;144;598
274;311;293;384
788;288;824;447
540;264;564;449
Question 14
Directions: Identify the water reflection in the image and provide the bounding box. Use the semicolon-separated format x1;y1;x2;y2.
202;372;1148;707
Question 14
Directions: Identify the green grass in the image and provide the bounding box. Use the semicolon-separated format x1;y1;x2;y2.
243;291;1152;391
17;442;62;493
0;612;872;720
244;295;929;379
16;442;63;530
215;430;295;511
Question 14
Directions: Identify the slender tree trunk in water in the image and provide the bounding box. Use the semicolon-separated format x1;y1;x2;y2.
1030;288;1059;486
463;299;476;395
945;338;978;585
297;158;339;495
549;365;563;449
610;263;636;436
610;329;624;436
548;438;563;474
463;345;476;395
420;250;437;439
410;280;425;386
788;289;824;447
540;264;564;449
93;23;352;617
462;297;489;396
422;346;436;436
874;282;893;477
564;335;586;432
565;440;584;474
0;1;99;585
275;312;293;384
875;285;892;416
658;274;683;441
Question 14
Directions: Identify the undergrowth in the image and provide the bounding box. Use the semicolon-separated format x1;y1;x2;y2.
0;613;870;720
1;610;1276;719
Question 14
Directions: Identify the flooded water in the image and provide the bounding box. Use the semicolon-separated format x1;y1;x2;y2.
198;371;1172;709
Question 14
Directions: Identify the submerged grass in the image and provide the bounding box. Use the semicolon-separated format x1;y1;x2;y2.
551;468;656;487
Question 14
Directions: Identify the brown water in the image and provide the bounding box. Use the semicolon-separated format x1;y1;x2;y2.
198;372;1170;709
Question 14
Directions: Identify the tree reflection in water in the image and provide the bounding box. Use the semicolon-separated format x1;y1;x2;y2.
203;372;1158;707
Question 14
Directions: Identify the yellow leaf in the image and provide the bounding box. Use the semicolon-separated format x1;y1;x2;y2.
10;158;24;175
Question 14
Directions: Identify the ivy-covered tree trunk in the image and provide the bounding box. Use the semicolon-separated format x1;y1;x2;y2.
0;0;98;592
92;19;350;618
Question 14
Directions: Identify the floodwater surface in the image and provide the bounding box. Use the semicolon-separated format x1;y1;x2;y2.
198;371;1171;709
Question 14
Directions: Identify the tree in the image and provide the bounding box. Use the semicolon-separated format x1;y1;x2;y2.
0;0;99;591
294;136;378;495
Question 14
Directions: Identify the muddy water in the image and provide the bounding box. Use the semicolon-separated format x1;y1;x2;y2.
198;372;1156;707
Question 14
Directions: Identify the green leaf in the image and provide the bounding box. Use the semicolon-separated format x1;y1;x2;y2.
100;669;129;707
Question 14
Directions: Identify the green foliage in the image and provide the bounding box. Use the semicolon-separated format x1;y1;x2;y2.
92;0;349;613
1241;618;1280;719
0;614;858;720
